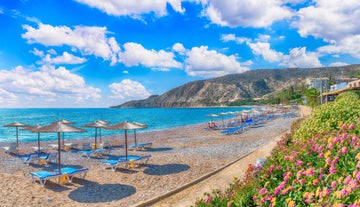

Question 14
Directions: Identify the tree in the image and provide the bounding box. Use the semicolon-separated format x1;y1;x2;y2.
304;88;320;108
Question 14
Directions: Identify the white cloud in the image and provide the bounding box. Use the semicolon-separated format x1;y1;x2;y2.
329;62;349;67
280;47;322;68
247;41;322;68
109;79;151;102
221;34;249;44
318;35;360;59
205;0;293;27
74;0;185;18
121;42;182;71
0;89;17;106
248;42;283;62
43;52;87;65
0;65;101;107
22;23;120;65
172;43;186;55
293;0;360;43
184;46;248;77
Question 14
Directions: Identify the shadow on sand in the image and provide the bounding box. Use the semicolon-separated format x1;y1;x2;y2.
143;163;190;175
68;183;136;203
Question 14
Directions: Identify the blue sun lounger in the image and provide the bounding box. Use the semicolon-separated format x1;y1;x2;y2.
101;159;130;171
129;142;153;151
79;148;104;159
57;167;89;182
29;171;62;187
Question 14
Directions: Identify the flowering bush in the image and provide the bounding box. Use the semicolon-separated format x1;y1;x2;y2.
193;92;360;207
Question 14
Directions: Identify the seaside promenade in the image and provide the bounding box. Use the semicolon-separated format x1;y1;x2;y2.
0;107;306;207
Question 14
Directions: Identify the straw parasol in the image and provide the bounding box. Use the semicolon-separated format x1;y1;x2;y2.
207;113;218;122
106;121;147;160
52;119;75;146
94;120;109;142
4;122;29;147
35;121;86;173
23;124;43;154
82;120;109;149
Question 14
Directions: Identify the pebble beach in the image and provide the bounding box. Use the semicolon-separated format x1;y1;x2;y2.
0;108;304;207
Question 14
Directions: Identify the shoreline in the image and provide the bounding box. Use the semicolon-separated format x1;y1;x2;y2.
0;109;304;207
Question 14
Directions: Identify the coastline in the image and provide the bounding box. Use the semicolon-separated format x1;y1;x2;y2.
0;108;305;207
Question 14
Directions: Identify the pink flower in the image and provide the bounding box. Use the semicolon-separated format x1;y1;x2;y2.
341;133;348;141
330;166;337;174
340;147;348;155
331;181;337;189
259;187;267;195
344;175;352;185
349;124;355;130
296;160;304;166
205;196;212;204
227;201;233;207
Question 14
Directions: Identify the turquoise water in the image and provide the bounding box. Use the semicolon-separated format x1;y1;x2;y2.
0;107;251;143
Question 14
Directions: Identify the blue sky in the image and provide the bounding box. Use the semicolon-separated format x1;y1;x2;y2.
0;0;359;108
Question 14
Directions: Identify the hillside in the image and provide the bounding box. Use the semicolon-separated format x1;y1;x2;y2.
111;64;360;108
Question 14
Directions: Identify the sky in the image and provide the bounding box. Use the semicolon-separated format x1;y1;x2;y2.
0;0;360;108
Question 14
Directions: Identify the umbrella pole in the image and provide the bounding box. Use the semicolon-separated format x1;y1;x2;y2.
16;127;19;148
95;128;97;149
134;129;137;146
99;128;102;143
57;132;61;173
125;130;128;160
62;132;65;147
37;132;40;154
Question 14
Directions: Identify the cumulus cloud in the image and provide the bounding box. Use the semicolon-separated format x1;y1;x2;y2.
42;52;87;65
22;23;120;65
184;46;248;77
74;0;185;18
120;42;182;71
0;89;17;106
318;35;360;59
109;79;151;102
247;41;321;68
280;47;322;68
329;62;349;67
221;34;249;44
248;42;283;62
291;0;360;59
0;65;101;107
172;43;186;55
204;0;293;27
293;0;360;42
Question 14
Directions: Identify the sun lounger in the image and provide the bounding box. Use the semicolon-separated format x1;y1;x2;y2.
39;153;58;165
81;143;92;150
57;167;89;183
79;148;104;159
22;154;40;165
101;159;129;171
128;142;152;151
3;143;18;154
29;171;62;187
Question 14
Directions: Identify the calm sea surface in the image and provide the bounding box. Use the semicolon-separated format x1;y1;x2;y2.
0;107;251;143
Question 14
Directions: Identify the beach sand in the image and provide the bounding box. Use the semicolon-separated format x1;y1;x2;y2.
0;107;308;207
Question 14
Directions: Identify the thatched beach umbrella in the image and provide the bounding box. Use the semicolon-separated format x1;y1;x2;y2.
4;122;29;147
82;120;108;149
106;121;146;160
207;113;218;122
94;120;109;143
52;119;75;147
37;121;86;173
23;124;43;154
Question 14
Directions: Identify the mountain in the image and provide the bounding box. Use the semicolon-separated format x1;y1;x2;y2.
111;64;360;108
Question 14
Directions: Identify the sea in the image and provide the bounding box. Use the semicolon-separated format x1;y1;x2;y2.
0;107;252;143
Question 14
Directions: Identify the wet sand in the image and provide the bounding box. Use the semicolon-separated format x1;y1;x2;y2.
0;108;305;207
